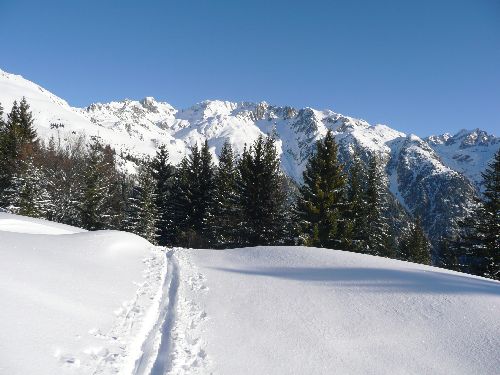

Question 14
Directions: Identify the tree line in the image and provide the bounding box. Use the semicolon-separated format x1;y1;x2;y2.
0;98;497;279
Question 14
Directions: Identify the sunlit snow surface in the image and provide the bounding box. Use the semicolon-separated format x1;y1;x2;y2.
180;246;500;375
0;213;166;375
1;213;499;375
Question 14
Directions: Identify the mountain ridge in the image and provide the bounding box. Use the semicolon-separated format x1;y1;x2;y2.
0;68;498;247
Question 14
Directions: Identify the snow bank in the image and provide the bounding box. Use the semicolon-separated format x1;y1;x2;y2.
0;212;86;234
2;213;498;375
180;246;500;375
0;213;166;375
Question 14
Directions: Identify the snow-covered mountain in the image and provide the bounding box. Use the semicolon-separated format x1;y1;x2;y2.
425;129;499;188
0;68;498;244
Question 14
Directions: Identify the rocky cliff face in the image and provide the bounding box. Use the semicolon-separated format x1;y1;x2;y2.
0;68;498;246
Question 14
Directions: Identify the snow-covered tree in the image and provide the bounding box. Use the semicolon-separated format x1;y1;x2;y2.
6;158;49;218
125;161;159;244
79;141;116;230
364;155;394;257
0;99;38;205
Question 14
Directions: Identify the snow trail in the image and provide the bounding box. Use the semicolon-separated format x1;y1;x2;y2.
133;250;179;375
150;252;180;375
132;248;210;375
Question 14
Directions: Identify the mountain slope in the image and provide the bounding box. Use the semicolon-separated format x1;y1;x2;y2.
425;129;499;188
0;68;498;245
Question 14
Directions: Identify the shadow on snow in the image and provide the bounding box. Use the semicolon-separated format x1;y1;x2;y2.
212;266;500;296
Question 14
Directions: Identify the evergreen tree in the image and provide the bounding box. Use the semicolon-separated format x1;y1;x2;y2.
458;150;500;279
79;141;115;230
42;135;86;226
125;161;159;244
364;155;394;257
0;99;38;206
213;141;239;248
237;135;289;246
198;140;216;246
151;145;174;245
344;151;368;251
297;131;347;248
6;157;49;218
0;102;4;132
169;156;192;245
398;217;431;265
435;236;460;271
478;149;500;279
169;141;216;248
0;101;7;200
17;97;38;147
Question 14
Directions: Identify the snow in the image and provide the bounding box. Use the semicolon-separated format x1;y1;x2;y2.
0;67;497;190
0;212;86;234
1;66;500;373
178;246;500;375
1;214;499;374
0;213;166;375
426;129;499;188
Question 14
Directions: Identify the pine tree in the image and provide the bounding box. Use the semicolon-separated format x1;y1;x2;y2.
364;155;394;257
479;150;500;279
151;145;174;245
125;161;159;244
6;157;49;218
454;150;500;279
79;141;115;230
42;134;85;226
213;141;239;248
435;236;460;271
169;141;216;248
169;156;192;245
198;140;216;246
459;150;500;279
398;217;431;265
0;99;38;206
237;135;289;246
0;102;8;201
0;102;4;132
17;97;38;147
297;130;347;248
344;151;368;252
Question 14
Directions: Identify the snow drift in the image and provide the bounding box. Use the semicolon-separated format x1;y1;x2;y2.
0;213;166;375
1;213;499;374
179;246;500;375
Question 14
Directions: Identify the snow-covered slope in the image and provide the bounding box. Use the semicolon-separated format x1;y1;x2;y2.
179;246;500;375
0;213;167;375
1;214;499;374
0;68;498;244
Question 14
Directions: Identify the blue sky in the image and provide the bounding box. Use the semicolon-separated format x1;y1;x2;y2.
0;0;498;136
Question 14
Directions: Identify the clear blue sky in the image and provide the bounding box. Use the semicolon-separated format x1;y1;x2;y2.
0;0;498;136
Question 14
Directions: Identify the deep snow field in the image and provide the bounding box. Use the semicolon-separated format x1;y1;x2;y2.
1;213;499;374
